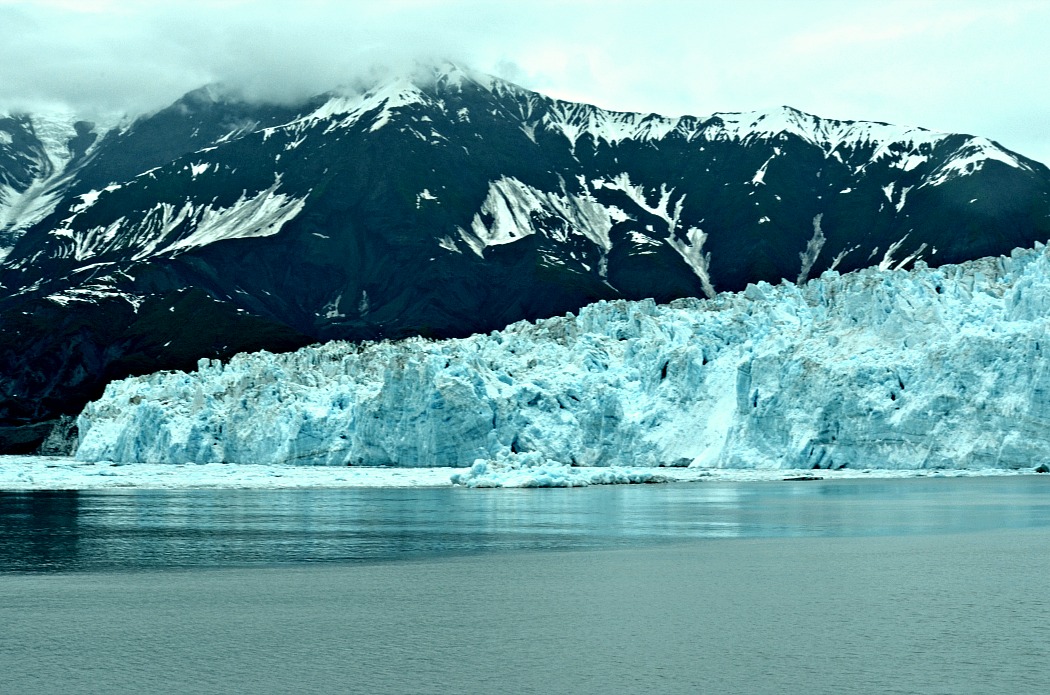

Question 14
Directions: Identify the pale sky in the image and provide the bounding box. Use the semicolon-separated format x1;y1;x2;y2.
2;0;1049;163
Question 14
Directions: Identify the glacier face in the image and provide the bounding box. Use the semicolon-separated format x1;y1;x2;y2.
77;243;1050;470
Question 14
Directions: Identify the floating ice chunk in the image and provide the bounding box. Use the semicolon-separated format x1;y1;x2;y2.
450;453;669;488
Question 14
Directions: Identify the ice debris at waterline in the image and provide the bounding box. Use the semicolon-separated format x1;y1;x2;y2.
77;243;1050;471
4;457;1033;491
450;453;671;488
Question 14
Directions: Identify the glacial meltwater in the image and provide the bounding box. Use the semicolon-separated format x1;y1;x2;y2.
2;476;1049;694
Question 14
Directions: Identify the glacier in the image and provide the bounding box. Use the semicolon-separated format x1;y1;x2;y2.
77;243;1050;472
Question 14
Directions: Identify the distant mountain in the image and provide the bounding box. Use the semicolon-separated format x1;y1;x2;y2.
2;63;1049;452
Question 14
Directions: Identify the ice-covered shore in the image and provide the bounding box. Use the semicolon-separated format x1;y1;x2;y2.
77;244;1050;472
1;456;1038;490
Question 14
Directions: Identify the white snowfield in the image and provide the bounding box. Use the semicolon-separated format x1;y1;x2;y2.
76;242;1050;482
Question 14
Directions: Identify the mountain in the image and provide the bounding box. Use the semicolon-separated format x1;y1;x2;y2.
3;63;1050;452
76;243;1050;470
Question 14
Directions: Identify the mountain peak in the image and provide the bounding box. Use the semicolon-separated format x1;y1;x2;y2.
423;61;495;90
178;83;247;107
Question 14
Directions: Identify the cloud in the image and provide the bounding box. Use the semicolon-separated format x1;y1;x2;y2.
0;0;490;114
1;0;1047;163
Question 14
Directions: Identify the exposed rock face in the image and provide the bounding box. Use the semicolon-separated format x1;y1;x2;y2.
76;244;1050;470
4;64;1050;451
36;415;79;456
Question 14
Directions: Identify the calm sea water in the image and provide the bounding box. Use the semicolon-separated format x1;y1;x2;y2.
2;476;1048;573
2;476;1049;694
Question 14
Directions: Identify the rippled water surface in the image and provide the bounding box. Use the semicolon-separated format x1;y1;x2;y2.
2;476;1049;694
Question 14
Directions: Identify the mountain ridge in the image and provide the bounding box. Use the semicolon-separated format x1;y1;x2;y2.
1;62;1049;453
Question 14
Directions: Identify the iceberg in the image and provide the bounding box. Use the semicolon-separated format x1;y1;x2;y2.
77;243;1050;472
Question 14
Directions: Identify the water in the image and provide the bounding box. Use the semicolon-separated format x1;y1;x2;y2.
3;475;1049;573
2;476;1049;693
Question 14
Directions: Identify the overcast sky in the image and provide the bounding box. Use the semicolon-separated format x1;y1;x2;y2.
2;0;1048;163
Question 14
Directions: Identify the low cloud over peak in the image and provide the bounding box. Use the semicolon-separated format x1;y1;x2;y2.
2;0;1048;164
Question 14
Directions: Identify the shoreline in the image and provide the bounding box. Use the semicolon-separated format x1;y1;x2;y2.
1;454;1046;490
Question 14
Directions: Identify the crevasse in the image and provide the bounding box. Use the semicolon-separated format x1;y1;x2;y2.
77;243;1050;470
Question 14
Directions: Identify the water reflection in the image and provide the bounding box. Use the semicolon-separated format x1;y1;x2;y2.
0;491;81;571
1;476;1048;573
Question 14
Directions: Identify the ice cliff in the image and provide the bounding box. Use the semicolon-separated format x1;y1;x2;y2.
77;244;1050;470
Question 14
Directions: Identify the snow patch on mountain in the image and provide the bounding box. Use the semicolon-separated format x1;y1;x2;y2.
594;172;715;294
596;173;684;235
922;138;1033;187
189;162;213;177
45;177;306;262
164;181;307;254
751;148;779;185
665;226;716;298
456;176;616;261
878;236;909;271
415;189;438;208
46;282;142;309
69;184;122;214
896;153;928;171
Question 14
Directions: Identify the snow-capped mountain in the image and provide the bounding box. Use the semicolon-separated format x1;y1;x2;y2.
3;63;1050;452
76;243;1050;470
